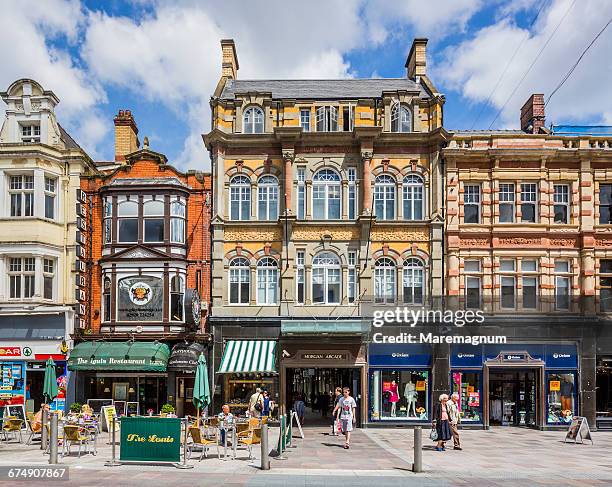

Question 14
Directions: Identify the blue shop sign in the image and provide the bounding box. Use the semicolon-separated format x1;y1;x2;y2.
369;343;432;368
544;345;578;369
451;343;578;369
450;344;484;368
484;344;545;362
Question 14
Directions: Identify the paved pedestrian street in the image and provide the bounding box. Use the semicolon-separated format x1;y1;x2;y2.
0;426;610;486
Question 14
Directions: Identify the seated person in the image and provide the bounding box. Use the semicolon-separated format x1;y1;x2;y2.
217;404;234;444
81;404;94;419
31;404;50;433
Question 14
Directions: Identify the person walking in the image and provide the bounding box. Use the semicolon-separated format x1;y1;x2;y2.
447;392;462;450
248;387;263;417
331;387;342;436
261;390;274;418
333;387;356;449
293;393;305;425
432;393;452;452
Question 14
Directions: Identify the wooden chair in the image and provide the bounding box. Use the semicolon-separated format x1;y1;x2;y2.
187;426;219;461
238;428;261;460
2;419;23;443
62;425;89;458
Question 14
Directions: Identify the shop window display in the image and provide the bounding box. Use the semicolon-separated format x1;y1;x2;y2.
452;371;481;422
547;372;575;424
370;369;428;421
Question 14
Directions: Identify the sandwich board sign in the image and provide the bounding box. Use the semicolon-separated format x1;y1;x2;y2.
564;416;593;445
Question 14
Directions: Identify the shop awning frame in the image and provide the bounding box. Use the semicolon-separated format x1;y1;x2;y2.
217;340;277;374
67;341;170;372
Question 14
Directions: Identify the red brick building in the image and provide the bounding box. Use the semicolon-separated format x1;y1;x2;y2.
70;110;211;416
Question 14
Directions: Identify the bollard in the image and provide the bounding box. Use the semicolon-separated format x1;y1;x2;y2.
41;408;48;452
413;426;422;473
104;416;121;467
175;417;194;469
286;411;294;448
280;414;286;452
260;423;270;470
274;415;287;461
49;413;58;464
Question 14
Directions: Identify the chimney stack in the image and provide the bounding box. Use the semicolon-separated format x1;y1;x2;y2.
113;109;139;162
406;38;428;80
520;94;545;134
221;39;239;80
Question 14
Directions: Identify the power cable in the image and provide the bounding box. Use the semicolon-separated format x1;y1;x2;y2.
469;0;550;130
545;15;612;108
488;0;576;129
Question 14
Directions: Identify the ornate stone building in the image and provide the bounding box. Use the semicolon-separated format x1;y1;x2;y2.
204;39;447;424
443;94;612;429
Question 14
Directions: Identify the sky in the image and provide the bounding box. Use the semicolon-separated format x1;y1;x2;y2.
1;0;611;169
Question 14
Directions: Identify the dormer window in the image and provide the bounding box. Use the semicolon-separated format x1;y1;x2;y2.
243;106;264;134
316;106;338;132
20;123;41;143
391;103;411;133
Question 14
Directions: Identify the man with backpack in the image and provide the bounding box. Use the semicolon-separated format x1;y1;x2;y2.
248;387;264;417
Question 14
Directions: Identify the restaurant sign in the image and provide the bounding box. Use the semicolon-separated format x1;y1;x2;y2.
120;417;181;463
117;276;163;322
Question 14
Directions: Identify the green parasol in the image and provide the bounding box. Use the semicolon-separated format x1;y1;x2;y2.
43;358;58;404
192;353;210;424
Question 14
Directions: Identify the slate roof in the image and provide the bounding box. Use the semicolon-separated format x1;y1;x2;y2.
58;123;84;150
220;78;427;100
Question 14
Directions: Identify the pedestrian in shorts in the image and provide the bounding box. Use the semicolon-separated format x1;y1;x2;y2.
333;387;356;449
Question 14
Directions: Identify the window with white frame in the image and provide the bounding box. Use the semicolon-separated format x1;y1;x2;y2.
117;197;138;243
500;259;516;309
103;277;111;321
258;175;279;221
312;252;341;304
403;175;423;220
103;197;113;244
553;185;570;224
374;174;396;220
230;175;251;221
463;184;480;223
521;259;538;309
313;169;341;219
348;168;357;219
243;106;264;134
170;197;186;243
43;258;54;300
229;257;250;305
374;257;396;304
390;103;411;133
599;185;612;224
44;176;56;220
143;197;165;243
300;109;311;132
296;251;305;304
499;183;515;223
464;260;481;309
521;183;537;223
316;106;338;132
8;257;35;299
9;175;34;217
170;275;184;321
555;260;571;310
20;123;40;143
403;258;424;305
348;251;357;304
342;105;355;131
256;257;278;305
297;168;306;220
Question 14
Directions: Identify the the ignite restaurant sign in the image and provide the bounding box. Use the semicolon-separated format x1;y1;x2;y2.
118;276;163;321
120;417;181;463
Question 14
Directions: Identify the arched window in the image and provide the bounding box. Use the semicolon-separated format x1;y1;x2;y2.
103;277;111;322
403;175;424;220
312;252;341;304
403;258;424;305
374;174;396;220
312;169;341;219
374;257;396;304
143;197;165;243
170;197;186;243
229;257;250;304
230;175;251;221
258;175;279;221
117;197;138;243
256;257;278;305
391;103;411;133
243;106;264;134
170;275;184;321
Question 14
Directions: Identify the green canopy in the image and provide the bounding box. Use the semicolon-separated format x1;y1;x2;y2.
192;353;210;414
67;341;170;372
43;358;58;404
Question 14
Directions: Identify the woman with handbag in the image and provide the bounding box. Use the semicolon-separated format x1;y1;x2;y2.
431;393;452;452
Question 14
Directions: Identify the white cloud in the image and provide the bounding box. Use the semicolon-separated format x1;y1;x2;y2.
0;0;108;157
438;0;612;128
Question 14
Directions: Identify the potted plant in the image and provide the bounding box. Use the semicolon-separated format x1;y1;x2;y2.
69;402;82;414
160;403;175;417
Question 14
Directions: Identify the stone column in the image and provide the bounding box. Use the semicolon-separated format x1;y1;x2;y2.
361;151;373;215
283;151;294;215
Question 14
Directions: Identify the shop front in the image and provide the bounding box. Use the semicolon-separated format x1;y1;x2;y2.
450;343;579;429
368;343;432;424
68;341;170;415
167;342;206;417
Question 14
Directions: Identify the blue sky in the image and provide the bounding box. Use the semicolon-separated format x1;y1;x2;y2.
1;0;611;169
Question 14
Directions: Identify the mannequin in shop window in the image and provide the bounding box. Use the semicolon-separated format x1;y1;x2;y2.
560;376;574;413
389;380;399;417
405;380;417;417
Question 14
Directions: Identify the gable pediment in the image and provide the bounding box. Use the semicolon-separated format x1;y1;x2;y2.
104;245;170;261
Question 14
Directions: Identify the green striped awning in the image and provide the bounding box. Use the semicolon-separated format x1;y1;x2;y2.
218;340;277;374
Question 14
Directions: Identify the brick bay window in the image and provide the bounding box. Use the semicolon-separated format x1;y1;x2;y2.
103;197;113;244
9;174;34;217
170;275;184;321
117;196;139;243
170;197;186;243
143;197;165;243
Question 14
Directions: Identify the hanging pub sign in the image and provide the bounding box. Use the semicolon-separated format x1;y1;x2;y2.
184;288;202;327
117;276;163;321
167;342;205;372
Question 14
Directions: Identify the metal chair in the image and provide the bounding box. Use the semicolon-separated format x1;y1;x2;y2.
25;417;41;445
238;428;261;460
62;425;89;458
2;419;23;443
187;426;219;461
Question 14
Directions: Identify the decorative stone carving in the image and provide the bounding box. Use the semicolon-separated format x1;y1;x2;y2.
497;237;542;246
292;228;360;241
370;228;428;241
282;150;295;162
549;238;578;247
119;248;160;259
459;238;490;248
595;238;612;247
225;227;282;241
361;151;373;161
